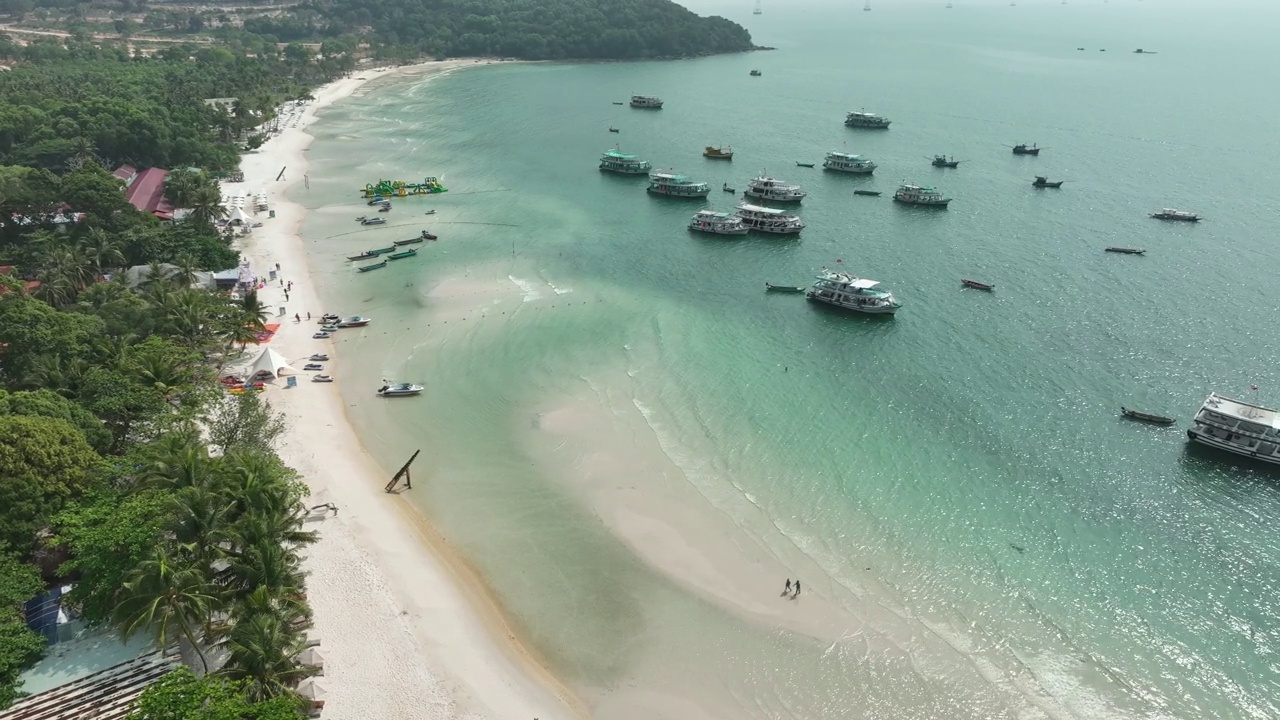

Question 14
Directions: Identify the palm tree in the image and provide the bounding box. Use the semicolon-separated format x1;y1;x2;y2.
219;538;305;605
68;136;98;169
164;169;202;210
218;611;313;701
140;432;214;491
79;228;126;275
186;184;228;229
167;486;236;566
113;544;218;674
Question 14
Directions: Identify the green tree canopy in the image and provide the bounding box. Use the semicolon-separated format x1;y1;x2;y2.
0;415;102;554
126;666;303;720
0;388;111;453
0;553;45;709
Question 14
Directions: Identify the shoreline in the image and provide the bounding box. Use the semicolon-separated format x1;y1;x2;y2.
225;60;586;720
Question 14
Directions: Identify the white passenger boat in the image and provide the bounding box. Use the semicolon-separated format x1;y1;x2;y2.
630;95;664;109
844;110;891;129
599;148;653;174
822;151;877;174
806;271;901;315
735;203;805;234
744;176;806;203
688;210;748;235
377;382;424;397
893;184;951;207
1186;393;1280;465
647;172;710;198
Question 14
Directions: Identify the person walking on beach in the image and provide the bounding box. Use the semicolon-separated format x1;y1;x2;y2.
793;580;801;598
294;313;300;323
784;579;792;595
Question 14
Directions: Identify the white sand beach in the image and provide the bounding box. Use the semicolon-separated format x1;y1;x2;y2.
223;61;583;720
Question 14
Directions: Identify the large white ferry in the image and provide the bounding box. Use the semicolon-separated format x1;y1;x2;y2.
648;172;710;198
630;95;664;109
1186;393;1280;465
806;271;901;315
688;210;748;235
735;203;805;234
844;111;891;129
599;149;652;174
744;176;806;203
822;151;877;174
893;183;951;207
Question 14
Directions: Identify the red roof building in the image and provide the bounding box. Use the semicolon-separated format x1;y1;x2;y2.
120;167;175;221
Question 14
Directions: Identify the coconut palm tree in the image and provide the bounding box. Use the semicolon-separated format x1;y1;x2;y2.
113;544;218;674
219;537;304;606
164;169;203;210
140;432;214;491
217;611;313;701
186;184;228;229
79;228;126;275
167;485;236;566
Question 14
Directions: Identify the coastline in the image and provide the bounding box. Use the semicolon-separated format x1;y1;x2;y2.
225;60;585;720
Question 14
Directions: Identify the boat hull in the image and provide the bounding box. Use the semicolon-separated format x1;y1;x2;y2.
648;187;710;198
806;294;899;314
689;224;748;235
1187;427;1280;465
600;166;651;174
744;190;805;203
824;163;876;173
894;198;950;207
1121;408;1175;425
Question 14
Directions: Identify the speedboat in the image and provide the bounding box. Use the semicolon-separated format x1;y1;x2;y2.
1105;247;1145;254
806;271;901;315
1121;407;1175;425
424;209;437;215
377;382;424;397
312;332;331;339
361;217;387;225
961;279;994;291
312;374;334;383
337;316;371;328
310;354;330;361
320;325;338;332
321;313;340;323
304;363;324;371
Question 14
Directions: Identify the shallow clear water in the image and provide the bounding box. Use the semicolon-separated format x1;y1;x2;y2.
296;3;1280;718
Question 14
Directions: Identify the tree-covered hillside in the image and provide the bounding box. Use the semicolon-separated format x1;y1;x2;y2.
245;0;757;60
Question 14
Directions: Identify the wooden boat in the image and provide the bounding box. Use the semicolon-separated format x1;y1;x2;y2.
347;251;378;261
367;246;396;255
722;183;736;193
961;279;994;291
931;155;960;168
357;261;387;272
854;189;882;196
704;146;733;160
1011;143;1041;156
795;162;815;168
765;283;806;292
609;127;620;133
612;101;624;105
394;237;423;246
1121;407;1176;425
1032;176;1064;188
1105;247;1145;254
387;248;418;260
749;70;762;76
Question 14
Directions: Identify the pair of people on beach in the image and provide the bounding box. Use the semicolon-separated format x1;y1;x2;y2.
784;578;801;598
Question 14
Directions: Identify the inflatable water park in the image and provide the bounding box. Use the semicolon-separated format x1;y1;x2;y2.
360;177;447;198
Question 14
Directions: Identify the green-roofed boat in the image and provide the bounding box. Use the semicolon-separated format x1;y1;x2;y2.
599;147;652;174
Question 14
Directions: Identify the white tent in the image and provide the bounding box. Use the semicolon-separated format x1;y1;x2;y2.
250;348;299;379
227;207;254;226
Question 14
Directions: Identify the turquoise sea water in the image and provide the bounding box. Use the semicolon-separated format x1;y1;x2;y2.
296;3;1280;718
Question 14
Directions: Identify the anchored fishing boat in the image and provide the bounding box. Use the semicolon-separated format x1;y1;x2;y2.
357;261;387;272
1105;247;1145;254
1121;407;1176;425
735;203;805;234
688;210;748;235
630;95;663;109
806;271;901;315
823;152;876;173
599;148;653;174
961;279;994;291
765;283;806;292
750;70;762;76
932;155;960;168
704;145;734;160
1186;393;1280;465
894;184;951;207
387;248;418;260
1032;176;1064;188
1150;208;1201;222
745;176;806;203
1012;143;1041;155
844;110;891;129
854;190;882;196
647;172;710;198
347;251;379;261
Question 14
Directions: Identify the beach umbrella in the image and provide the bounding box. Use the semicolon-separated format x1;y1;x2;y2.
297;646;325;670
297;677;326;701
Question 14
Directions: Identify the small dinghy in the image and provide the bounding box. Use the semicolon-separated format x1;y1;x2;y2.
961;279;994;291
312;332;331;339
1105;247;1145;255
1121;407;1176;425
609;127;620;133
722;183;736;193
309;354;330;361
765;283;806;293
795;162;815;168
854;190;882;196
357;260;388;272
312;374;334;383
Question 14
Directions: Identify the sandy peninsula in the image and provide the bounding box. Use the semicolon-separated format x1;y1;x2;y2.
223;60;584;720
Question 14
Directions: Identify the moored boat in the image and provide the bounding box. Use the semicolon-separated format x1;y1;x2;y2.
750;70;762;76
844;110;891;129
1012;143;1041;155
347;251;379;261
854;189;882;196
932;155;960;168
337;316;372;327
630;95;663;109
357;261;387;272
387;248;418;260
312;374;334;383
688;210;748;235
704;145;734;160
361;217;387;226
647;172;711;198
1105;247;1145;254
795;162;815;168
806;271;901;314
599;148;653;175
823;151;876;174
736;203;805;234
961;279;994;291
1186;393;1280;465
893;184;951;207
765;283;806;292
1121;407;1176;425
394;237;423;246
745;176;806;203
608;127;620;133
1150;208;1201;222
377;382;424;397
1032;176;1064;188
310;354;330;361
722;183;736;193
